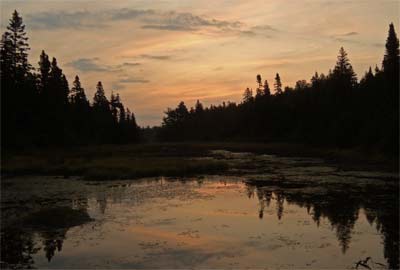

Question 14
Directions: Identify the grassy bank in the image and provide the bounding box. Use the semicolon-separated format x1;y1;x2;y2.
2;154;228;180
2;142;398;180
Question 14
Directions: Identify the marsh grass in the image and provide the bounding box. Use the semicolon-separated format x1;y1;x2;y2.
2;142;396;180
2;153;228;180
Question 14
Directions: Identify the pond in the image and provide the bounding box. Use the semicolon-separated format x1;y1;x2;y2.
1;153;398;269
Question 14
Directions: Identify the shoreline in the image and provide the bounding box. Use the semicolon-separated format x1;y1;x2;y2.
2;142;398;180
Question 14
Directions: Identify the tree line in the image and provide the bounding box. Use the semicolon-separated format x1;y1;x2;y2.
1;10;398;155
1;10;140;149
159;24;399;156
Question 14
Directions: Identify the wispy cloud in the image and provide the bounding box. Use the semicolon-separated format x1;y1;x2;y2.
67;58;110;72
250;25;279;32
141;24;194;31
67;58;140;72
120;62;141;67
26;11;104;29
331;31;359;39
341;31;358;36
120;78;150;83
239;24;278;38
140;54;171;60
111;76;150;91
26;8;242;33
140;11;242;32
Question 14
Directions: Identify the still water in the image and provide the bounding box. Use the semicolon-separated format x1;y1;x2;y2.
1;155;399;269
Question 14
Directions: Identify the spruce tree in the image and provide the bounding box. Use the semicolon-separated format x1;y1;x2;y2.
1;10;36;147
119;102;126;124
311;72;319;88
332;47;357;88
274;73;282;94
382;23;399;86
360;67;374;86
0;33;14;81
93;81;109;110
110;92;118;123
263;80;271;96
195;100;204;113
5;10;31;76
243;88;253;102
38;50;51;93
92;81;113;142
70;75;88;105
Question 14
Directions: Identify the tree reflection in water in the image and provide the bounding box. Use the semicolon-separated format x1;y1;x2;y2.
1;204;91;269
245;181;399;269
1;178;398;269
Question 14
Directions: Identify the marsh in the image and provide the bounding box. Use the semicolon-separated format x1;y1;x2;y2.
1;151;398;269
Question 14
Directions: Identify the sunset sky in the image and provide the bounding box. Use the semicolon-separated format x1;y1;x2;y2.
1;0;399;126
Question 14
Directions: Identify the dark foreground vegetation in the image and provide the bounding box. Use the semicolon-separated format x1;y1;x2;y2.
2;143;229;180
2;142;398;180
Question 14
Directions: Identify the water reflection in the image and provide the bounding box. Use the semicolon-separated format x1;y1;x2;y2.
246;180;399;269
1;175;398;269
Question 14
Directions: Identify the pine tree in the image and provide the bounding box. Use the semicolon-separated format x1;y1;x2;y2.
360;67;374;86
0;33;14;81
119;102;126;123
38;50;51;93
93;81;109;110
243;88;253;102
255;88;263;99
255;74;264;99
332;47;357;88
295;80;308;91
48;57;69;106
195;100;204;113
70;75;89;107
110;91;118;123
1;10;36;147
126;108;131;123
131;112;138;127
311;72;319;88
68;75;90;143
176;101;189;121
92;81;113;143
274;73;282;94
263;80;271;96
5;10;31;76
382;23;399;85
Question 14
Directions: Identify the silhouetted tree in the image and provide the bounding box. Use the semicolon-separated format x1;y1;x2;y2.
69;75;90;143
295;80;309;91
69;75;88;105
332;47;357;88
38;50;51;93
1;10;141;147
5;10;31;76
243;87;253;102
1;10;36;147
382;23;399;85
93;82;109;110
274;73;282;94
263;80;271;96
195;100;204;113
256;74;263;98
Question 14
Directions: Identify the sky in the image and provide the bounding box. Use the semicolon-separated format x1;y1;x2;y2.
1;0;399;126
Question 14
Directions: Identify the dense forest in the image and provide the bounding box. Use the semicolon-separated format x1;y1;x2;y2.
1;11;140;149
1;11;399;156
159;24;399;156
